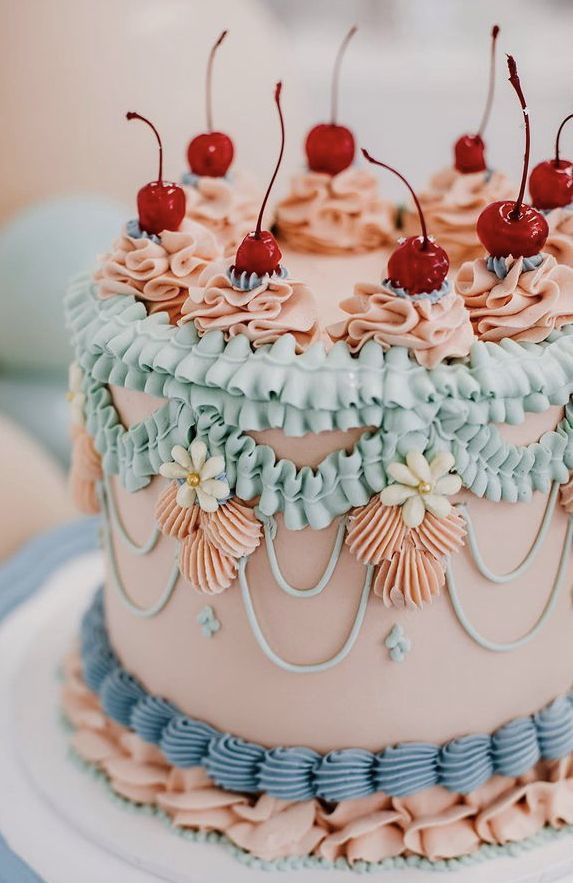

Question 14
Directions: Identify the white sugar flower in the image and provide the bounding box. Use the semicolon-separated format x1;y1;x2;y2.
380;450;461;529
67;361;86;426
159;440;229;512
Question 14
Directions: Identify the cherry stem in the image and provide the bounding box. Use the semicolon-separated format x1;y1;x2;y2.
362;148;429;247
331;25;357;125
555;112;573;164
206;30;228;132
506;55;530;221
126;111;163;181
477;24;500;138
255;82;285;239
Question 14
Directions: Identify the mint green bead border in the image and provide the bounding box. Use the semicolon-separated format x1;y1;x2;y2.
68;275;573;528
64;729;573;875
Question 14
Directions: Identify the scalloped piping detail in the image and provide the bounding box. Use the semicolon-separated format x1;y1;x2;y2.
81;589;573;800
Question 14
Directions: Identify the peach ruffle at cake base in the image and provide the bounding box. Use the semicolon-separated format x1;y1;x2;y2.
61;651;573;871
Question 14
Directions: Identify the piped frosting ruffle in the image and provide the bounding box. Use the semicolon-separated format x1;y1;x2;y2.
456;254;573;343
328;281;475;368
182;170;260;256
275;168;394;254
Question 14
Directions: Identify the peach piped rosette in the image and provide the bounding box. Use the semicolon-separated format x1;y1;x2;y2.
455;253;573;343
179;259;321;354
544;207;573;267
183;170;261;256
156;440;261;594
95;218;222;324
275;167;395;254
67;362;102;515
403;168;515;267
328;280;475;369
346;451;465;609
64;648;573;865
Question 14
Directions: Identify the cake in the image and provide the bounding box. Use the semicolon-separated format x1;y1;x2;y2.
61;39;573;874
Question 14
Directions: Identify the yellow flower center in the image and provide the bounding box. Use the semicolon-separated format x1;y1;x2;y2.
186;472;201;488
418;481;432;495
66;391;74;401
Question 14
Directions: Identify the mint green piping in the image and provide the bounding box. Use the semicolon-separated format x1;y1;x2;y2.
446;517;573;652
101;491;180;618
238;558;373;673
262;515;348;597
457;481;560;584
103;473;161;556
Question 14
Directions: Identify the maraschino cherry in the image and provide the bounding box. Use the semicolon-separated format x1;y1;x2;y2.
362;149;449;295
529;113;573;210
454;25;500;174
126;112;186;236
305;25;357;176
233;83;285;278
476;56;548;258
187;30;234;177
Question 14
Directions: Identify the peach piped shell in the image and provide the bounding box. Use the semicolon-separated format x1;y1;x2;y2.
374;538;445;609
179;530;237;594
155;481;200;540
415;510;467;558
70;425;102;515
346;497;407;565
201;498;262;558
560;476;573;514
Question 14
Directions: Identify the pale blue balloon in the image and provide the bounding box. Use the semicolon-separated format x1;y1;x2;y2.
0;195;128;374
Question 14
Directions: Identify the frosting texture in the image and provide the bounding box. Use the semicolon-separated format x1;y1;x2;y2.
65;645;573;866
328;281;475;368
95;220;222;324
544;206;573;267
456;254;573;343
275;168;394;254
179;260;321;354
182;170;260;256
405;168;515;266
79;590;573;801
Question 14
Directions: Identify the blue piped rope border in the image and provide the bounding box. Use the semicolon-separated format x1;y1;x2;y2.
82;589;573;802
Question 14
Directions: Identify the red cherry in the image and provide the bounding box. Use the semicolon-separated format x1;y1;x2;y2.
304;26;357;175
454;135;486;174
126;112;185;235
188;132;234;177
529;113;573;210
477;201;548;258
454;25;499;174
305;124;355;175
362;148;450;295
233;83;285;278
187;30;234;178
476;56;548;258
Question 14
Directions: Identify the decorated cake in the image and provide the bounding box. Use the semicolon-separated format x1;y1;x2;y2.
63;31;573;873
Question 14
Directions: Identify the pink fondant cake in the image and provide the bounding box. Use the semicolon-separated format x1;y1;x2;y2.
61;27;573;874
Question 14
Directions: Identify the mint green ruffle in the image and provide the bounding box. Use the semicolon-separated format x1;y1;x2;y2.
68;276;573;529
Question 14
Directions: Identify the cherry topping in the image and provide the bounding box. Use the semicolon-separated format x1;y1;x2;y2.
529;113;573;210
126;112;185;236
233;83;285;278
454;25;500;174
476;56;548;258
187;30;234;177
305;25;357;175
362;149;449;295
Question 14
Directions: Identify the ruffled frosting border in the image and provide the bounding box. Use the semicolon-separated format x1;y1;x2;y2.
67;276;573;525
81;589;573;803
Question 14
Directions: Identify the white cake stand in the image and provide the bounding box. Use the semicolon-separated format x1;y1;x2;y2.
2;554;573;883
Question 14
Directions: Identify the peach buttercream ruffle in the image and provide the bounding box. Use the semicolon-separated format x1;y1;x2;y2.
456;254;573;343
328;281;474;368
69;425;102;515
179;261;321;354
95;219;222;324
62;651;573;865
275;168;394;254
404;168;515;267
544;207;573;267
183;171;260;256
